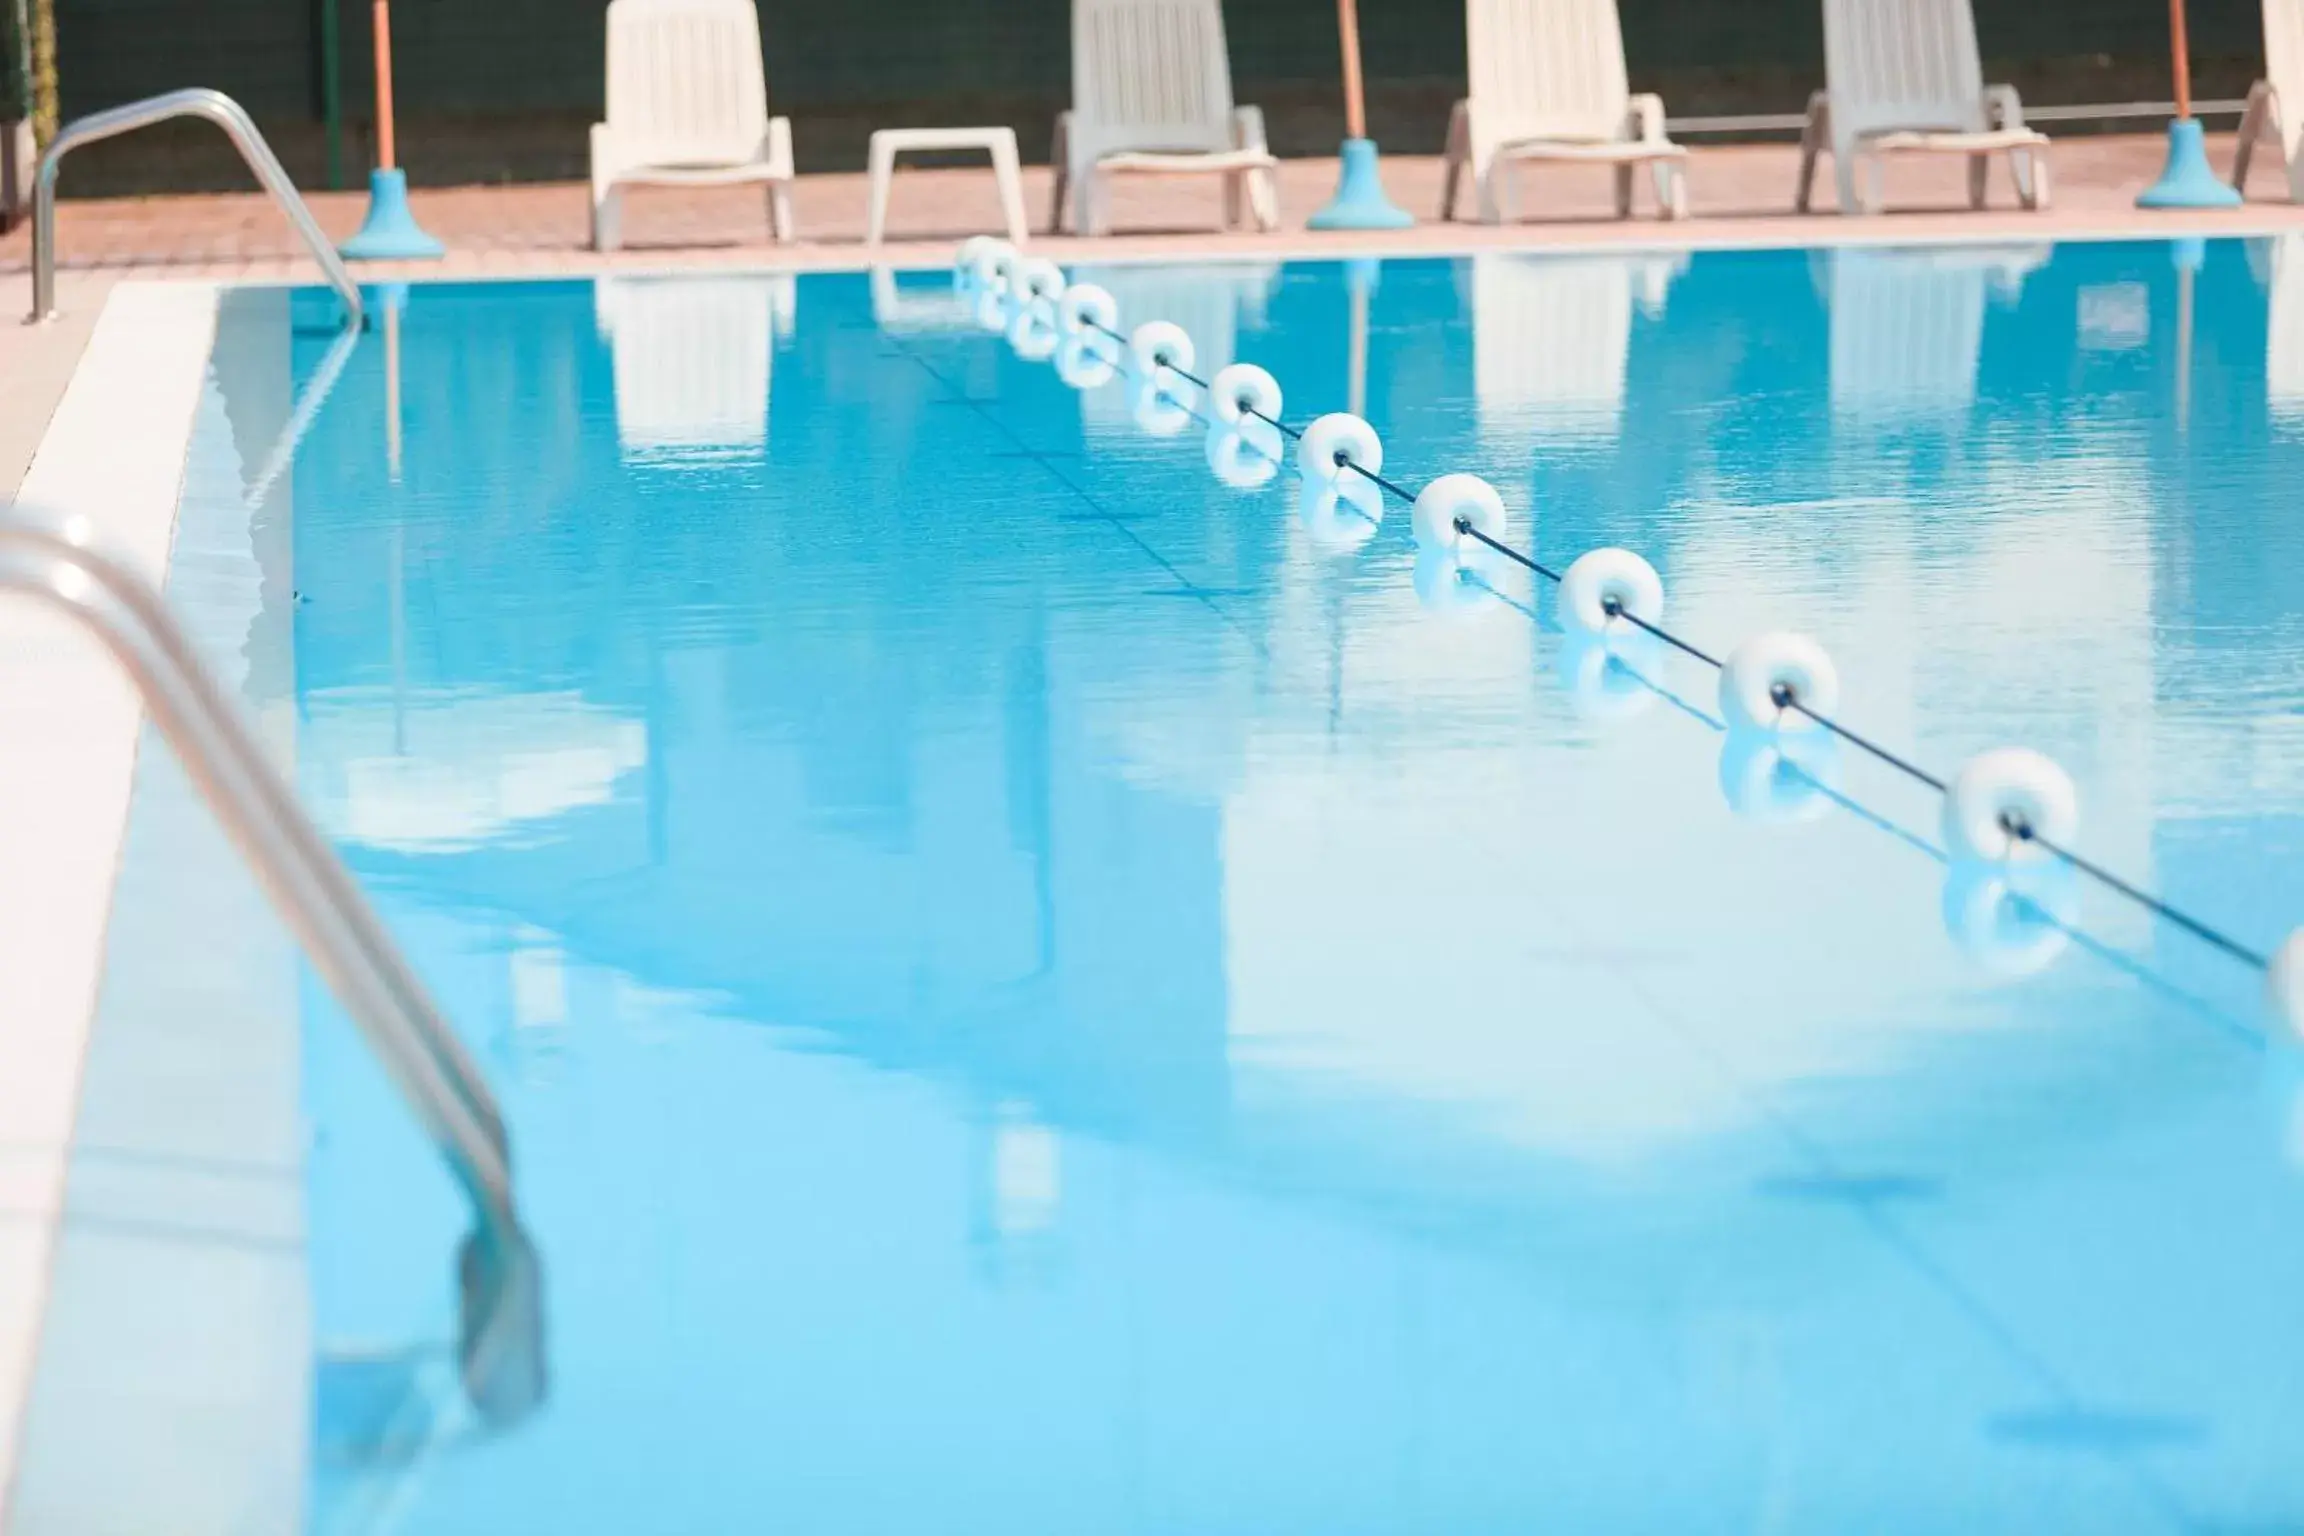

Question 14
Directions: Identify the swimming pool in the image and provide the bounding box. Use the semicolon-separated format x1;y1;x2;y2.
79;238;2304;1527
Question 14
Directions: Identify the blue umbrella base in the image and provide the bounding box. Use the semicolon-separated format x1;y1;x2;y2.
341;168;447;261
1307;139;1417;231
2135;119;2243;210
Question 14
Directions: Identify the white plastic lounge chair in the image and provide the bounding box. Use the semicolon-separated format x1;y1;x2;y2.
2234;0;2304;203
1050;0;1280;235
1467;253;1685;444
1797;0;2050;215
589;0;797;252
594;273;795;461
1439;0;1689;224
1825;245;2047;421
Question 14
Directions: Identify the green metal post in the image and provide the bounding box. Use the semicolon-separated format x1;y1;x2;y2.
28;0;53;147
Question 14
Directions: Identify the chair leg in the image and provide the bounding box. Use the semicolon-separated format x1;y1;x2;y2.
592;185;623;253
1223;169;1242;230
1968;152;1988;210
1440;101;1470;221
2233;87;2267;191
1833;153;1862;216
1656;159;1686;220
768;182;795;244
865;140;894;246
1048;114;1072;233
1614;163;1634;218
1795;93;1829;214
1478;165;1505;225
2028;150;2051;212
1248;166;1279;231
1082;169;1108;237
991;137;1030;243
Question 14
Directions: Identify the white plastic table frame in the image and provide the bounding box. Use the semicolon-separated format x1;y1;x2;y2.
866;126;1031;245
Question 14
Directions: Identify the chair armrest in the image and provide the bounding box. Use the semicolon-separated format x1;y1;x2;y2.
1982;84;2026;131
764;116;795;179
1232;105;1269;153
1625;93;1670;146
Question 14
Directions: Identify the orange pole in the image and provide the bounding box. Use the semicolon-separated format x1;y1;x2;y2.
2168;0;2193;120
372;0;398;171
1336;0;1368;141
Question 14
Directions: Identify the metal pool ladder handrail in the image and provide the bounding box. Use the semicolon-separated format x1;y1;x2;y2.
28;88;364;328
0;516;512;1235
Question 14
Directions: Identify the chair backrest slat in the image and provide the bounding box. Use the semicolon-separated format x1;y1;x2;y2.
1070;0;1238;162
1464;0;1633;155
1823;0;1988;139
2269;0;2304;158
606;0;770;167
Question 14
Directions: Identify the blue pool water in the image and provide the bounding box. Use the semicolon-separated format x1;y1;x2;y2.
202;241;2304;1528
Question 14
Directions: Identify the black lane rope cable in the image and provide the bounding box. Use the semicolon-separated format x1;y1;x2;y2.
1456;521;1566;587
2021;826;2269;970
1098;300;2265;1019
1009;295;2247;1517
1087;316;1309;442
1592;644;2260;1046
1079;310;2276;981
1780;694;1947;794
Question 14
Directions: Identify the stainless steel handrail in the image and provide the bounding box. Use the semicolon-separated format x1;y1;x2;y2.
28;88;363;327
0;515;512;1235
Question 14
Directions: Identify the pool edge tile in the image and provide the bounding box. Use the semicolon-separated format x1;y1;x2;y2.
0;279;219;1528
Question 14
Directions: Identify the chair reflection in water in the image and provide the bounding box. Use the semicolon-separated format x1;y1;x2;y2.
594;273;797;463
1823;245;2047;422
1467;251;1685;447
2263;234;2304;429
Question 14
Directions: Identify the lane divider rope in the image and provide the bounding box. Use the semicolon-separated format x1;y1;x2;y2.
950;239;2304;1030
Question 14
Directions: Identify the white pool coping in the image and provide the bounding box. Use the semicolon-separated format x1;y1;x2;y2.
0;281;218;1521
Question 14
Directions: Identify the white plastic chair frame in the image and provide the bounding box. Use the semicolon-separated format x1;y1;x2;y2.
590;0;796;252
1796;0;2050;215
2234;0;2304;202
1439;0;1689;223
1050;0;1280;235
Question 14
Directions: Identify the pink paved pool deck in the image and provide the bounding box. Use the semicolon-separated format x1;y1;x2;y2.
3;132;2300;499
6;134;2302;290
